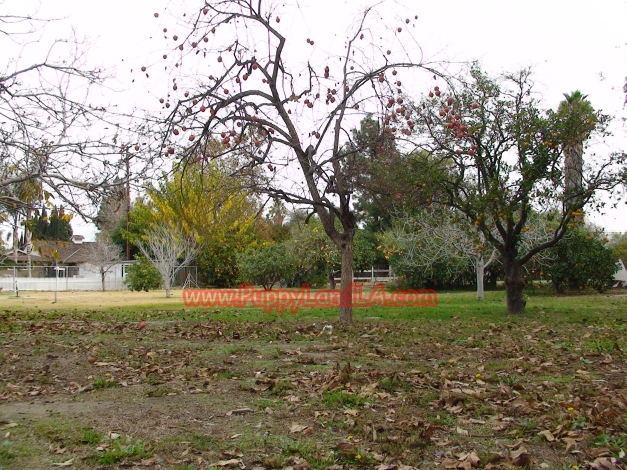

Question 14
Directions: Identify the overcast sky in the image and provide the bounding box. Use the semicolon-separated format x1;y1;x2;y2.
7;0;627;237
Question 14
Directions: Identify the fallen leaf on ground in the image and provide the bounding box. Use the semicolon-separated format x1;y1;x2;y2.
509;447;531;467
538;430;555;442
141;456;157;466
51;458;74;467
211;459;242;467
591;458;619;470
563;437;580;451
290;423;308;433
456;426;469;435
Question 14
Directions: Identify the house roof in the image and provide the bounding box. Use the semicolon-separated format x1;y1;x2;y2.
2;249;42;264
4;240;98;264
34;240;98;264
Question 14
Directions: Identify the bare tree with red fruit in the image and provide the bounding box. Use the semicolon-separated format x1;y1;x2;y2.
144;1;442;323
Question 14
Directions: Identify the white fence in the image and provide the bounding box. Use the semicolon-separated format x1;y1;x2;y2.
0;264;198;292
0;264;127;292
334;265;395;283
0;277;127;292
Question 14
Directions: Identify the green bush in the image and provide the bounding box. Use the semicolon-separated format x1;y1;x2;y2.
125;257;162;292
545;229;618;293
196;238;241;287
236;242;295;290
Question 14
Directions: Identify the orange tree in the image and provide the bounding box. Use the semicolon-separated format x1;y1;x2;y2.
544;228;618;294
407;65;625;314
141;1;442;323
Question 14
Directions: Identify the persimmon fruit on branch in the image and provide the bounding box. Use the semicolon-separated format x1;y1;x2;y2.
408;65;625;315
139;0;443;323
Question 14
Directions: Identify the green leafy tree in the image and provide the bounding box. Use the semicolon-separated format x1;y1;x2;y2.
545;229;618;293
148;161;257;244
409;64;623;314
254;199;291;243
608;232;627;263
236;242;295;291
286;218;377;289
32;208;50;241
116;161;258;288
2;170;42;261
196;199;291;288
196;238;242;287
349;117;431;234
111;198;152;261
125;257;162;292
29;206;73;241
46;207;73;241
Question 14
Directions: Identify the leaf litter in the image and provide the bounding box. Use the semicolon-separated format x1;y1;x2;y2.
0;310;625;468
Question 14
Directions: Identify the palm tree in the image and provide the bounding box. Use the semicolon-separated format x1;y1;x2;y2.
557;91;597;194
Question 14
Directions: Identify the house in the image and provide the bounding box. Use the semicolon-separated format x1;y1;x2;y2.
615;259;627;288
1;237;136;291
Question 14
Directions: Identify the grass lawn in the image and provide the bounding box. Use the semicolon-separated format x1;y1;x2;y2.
0;287;625;469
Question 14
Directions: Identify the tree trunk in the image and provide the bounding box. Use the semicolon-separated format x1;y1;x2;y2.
291;272;301;288
328;271;336;290
564;141;583;194
339;238;354;324
476;254;484;301
101;270;106;292
314;202;355;322
164;273;171;298
503;255;526;314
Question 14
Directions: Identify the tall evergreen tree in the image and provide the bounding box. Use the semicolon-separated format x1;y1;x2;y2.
32;208;49;241
556;91;597;194
46;207;73;241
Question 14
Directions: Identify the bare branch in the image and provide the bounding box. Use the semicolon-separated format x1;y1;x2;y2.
137;224;199;298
